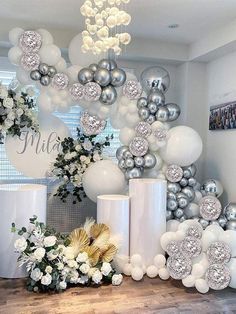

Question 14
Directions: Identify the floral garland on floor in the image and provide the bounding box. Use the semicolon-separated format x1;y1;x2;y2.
0;84;38;143
51;128;113;203
12;216;123;292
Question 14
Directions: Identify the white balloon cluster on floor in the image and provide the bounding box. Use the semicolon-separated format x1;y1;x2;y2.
80;0;131;55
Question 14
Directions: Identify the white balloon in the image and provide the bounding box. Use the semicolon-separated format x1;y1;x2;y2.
123;263;132;276
146;265;159;278
201;230;218;252
39;44;61;66
205;225;224;237
82;160;126;203
153;254;166;269
125;113;140;127
228;259;236;288
192;253;209;269
131;267;143;281
16;68;31;85
218;230;236;257
9;27;24;45
194;190;203;203
158;267;170;280
191;263;205;279
37;29;54;45
184;203;200;219
130;254;143;267
195;279;209;294
160;232;177;251
37;92;54;113
175;230;186;241
8;46;23;65
167;220;180;232
160;126;203;166
67;65;82;82
55;57;67;72
68;33;100;66
119;127;135;145
182;275;196;287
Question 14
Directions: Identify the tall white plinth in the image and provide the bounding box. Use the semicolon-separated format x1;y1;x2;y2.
0;184;47;278
129;179;167;266
97;195;130;271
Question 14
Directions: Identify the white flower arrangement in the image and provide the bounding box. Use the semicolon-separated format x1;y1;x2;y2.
0;84;38;143
12;216;122;293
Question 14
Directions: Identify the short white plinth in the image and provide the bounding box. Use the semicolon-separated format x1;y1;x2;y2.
0;184;47;278
129;179;167;266
97;194;130;271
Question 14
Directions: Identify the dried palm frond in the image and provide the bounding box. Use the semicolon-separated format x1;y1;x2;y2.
90;223;110;239
83;217;95;237
69;228;89;256
101;244;118;262
83;245;100;266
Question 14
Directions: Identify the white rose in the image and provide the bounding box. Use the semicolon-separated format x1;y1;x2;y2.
69;270;79;284
41;273;52;286
33;247;46;262
92;270;103;284
14;238;27;252
101;262;112;276
16;108;24;117
83;140;92;151
80;155;87;162
70;152;77;158
59;281;67;289
112;274;123;286
44;236;57;247
56;262;64;270
93;153;101;162
78;275;89;284
85;157;91;165
67;260;78;269
76;252;88;263
75;144;81;152
7;111;16;120
0;86;8;98
64;247;75;260
47;250;58;261
64;153;71;160
3;98;14;109
4;118;14;128
79;263;90;274
45;266;53;274
30;268;43;282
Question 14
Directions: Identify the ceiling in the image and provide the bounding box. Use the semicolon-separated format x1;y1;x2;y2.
0;0;236;45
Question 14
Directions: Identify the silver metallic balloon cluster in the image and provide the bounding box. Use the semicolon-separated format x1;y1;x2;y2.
30;63;57;87
166;164;199;221
78;58;126;105
116;144;156;180
138;66;180;124
166;225;202;280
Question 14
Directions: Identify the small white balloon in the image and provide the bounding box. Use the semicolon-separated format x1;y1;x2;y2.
146;265;159;278
201;230;218;252
160;232;177;251
9;27;24;45
37;92;54;113
130;254;143;267
119;127;136;145
191;263;205;279
175;230;186;241
16;68;31;85
67;65;83;82
182;275;196;287
153;254;166;269
167;220;180;232
228;259;236;288
185;203;200;219
194;190;203;203
195;278;209;294
8;46;23;65
123;263;132;276
39;44;61;66
131;267;143;281
158;267;170;280
55;57;67;72
218;230;236;257
205;225;224;237
37;29;54;45
192;253;209;269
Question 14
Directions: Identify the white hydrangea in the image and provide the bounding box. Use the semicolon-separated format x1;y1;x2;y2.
79;263;90;274
30;268;43;282
92;270;103;284
14;238;27;252
44;235;57;247
112;274;123;286
33;247;46;262
101;262;112;276
76;252;88;263
41;273;52;286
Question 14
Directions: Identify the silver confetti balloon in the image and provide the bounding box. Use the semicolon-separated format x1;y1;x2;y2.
137;97;148;109
100;85;117;105
51;73;69;90
80;111;106;136
125;157;135;169
21;53;40;71
206;264;231;290
167;182;181;194
199;218;209;229
94;68;111;87
166;210;174;221
19;30;42;53
201;179;223;198
116;146;129;160
129;137;149;157
78;68;94;84
182;186;195;202
123;80;142;100
146;115;156;124
148;102;158;114
223;203;236;221
89;63;99;72
84;82;102;101
148;90;165;105
48;66;57;78
98;59;117;71
167;199;178;211
30;70;41;81
143;153;156;169
125;167;142;180
199;195;222;221
167;254;192;280
138;108;150;120
156;106;170;122
166;240;181;256
174;208;184;218
134;156;145;167
181;236;201;258
153;128;168;141
140;66;170;94
111;68;126;87
166;103;181;121
40;75;51;86
38;63;49;75
186;225;202;239
207;242;231;264
135;122;152;138
226;221;236;231
166;165;183;183
69;83;85;101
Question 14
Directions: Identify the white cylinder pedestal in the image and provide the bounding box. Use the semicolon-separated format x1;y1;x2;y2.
129;179;167;266
0;184;47;278
97;195;130;271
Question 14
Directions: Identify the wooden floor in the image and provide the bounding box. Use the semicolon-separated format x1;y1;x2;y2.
0;276;236;314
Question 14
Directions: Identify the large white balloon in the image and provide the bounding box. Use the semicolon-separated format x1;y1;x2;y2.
218;230;236;257
82;160;127;202
37;29;53;45
16;68;31;85
160;126;203;166
68;33;100;66
228;259;236;288
8;46;22;65
9;27;24;45
39;44;61;66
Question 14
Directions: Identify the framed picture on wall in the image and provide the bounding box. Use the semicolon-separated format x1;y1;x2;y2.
209;101;236;130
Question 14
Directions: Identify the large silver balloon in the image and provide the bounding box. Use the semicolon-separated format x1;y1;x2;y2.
94;68;111;87
98;59;117;71
38;63;49;75
143;153;156;169
100;85;117;105
182;186;195;202
48;66;57;78
134;156;145;167
111;68;126;87
147;90;165;105
224;203;236;221
137;97;148;109
116;146;129;160
155;106;169;122
78;68;94;84
148;102;158;114
125;167;142;180
125;157;135;169
179;178;188;187
226;221;236;231
138;107;150;120
89;63;99;72
183;169;192;179
30;70;41;81
201;179;223;198
40;75;50;86
140;66;170;93
167;182;181;194
166;103;181;122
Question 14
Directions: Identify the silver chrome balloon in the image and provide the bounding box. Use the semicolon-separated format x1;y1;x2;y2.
125;167;142;180
40;75;50;86
167;199;178;211
199;218;209;229
116;146;129;160
148;102;158;114
201;179;223;198
30;70;41;81
38;63;49;75
218;215;227;228
123;150;133;159
166;210;174;221
138;107;150;120
125;157;135;169
224;203;236;221
137;97;148;109
143;153;156;169
94;68;111;87
179;177;188;187
183;169;192;179
183;164;197;177
179;215;187;222
140;66;170;93
174;208;184;218
182;186;195;202
226;220;236;231
147;90;165;105
155;106;170;122
177;192;189;208
111;68;126;87
48;66;57;78
78;68;94;84
167;182;181;194
98;59;117;71
134;156;145;167
118;159;126;170
167;192;177;200
166;103;181;122
89;63;99;72
100;85;117;105
188;177;197;187
146;115;156;125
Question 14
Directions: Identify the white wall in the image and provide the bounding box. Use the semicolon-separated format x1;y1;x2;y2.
205;51;236;204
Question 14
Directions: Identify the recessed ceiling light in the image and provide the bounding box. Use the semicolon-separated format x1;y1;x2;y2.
168;24;179;29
